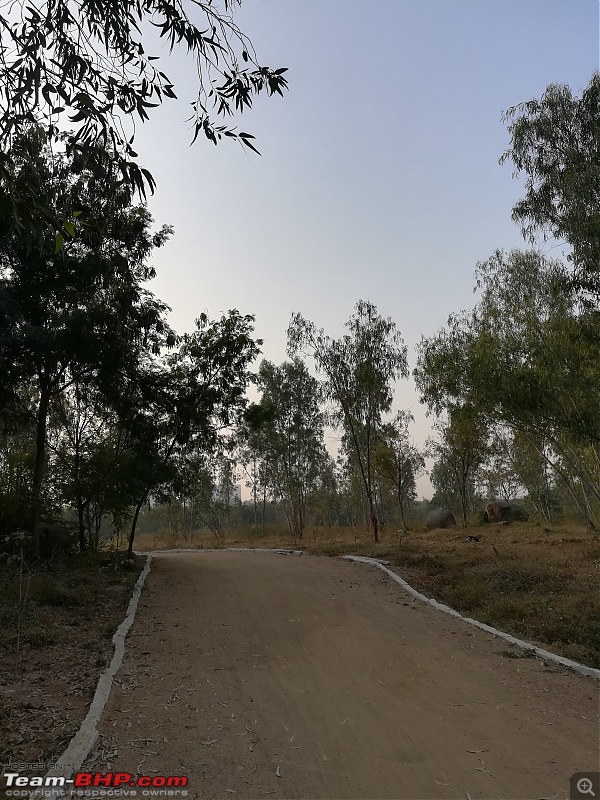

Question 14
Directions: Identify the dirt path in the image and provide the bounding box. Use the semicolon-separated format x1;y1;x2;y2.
87;551;598;799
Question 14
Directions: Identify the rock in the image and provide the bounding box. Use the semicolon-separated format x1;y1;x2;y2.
39;522;77;559
425;508;457;531
484;502;529;524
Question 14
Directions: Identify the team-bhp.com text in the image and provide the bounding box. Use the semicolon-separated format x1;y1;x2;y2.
3;773;188;790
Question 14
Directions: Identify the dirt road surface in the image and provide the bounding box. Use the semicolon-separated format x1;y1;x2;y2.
87;551;599;799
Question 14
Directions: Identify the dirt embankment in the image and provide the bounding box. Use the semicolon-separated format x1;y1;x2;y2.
86;551;599;800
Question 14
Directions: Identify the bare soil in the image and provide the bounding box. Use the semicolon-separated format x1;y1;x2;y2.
135;519;600;667
0;554;143;776
86;550;599;800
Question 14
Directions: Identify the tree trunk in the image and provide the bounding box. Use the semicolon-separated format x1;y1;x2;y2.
73;428;87;551
397;484;407;529
459;482;468;527
31;386;50;559
127;495;146;559
93;508;102;549
367;490;379;543
375;480;384;527
77;502;86;552
252;457;258;526
371;511;379;542
261;480;267;535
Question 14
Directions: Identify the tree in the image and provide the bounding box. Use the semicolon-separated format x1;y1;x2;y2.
510;429;557;523
0;130;172;558
426;406;487;526
0;1;288;244
288;300;409;542
251;358;329;542
374;411;425;529
429;458;461;512
51;380;132;551
337;435;369;529
236;402;275;531
478;427;523;502
123;310;261;558
414;249;600;529
0;417;36;538
181;452;238;543
501;73;600;291
306;456;340;529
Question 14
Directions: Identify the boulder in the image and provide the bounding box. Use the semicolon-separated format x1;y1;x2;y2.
484;501;529;524
425;508;457;531
39;523;76;559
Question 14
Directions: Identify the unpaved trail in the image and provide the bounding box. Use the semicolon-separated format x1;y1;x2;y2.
88;551;598;799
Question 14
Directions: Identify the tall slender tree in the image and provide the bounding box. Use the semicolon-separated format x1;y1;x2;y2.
374;411;425;529
251;358;329;541
288;301;408;542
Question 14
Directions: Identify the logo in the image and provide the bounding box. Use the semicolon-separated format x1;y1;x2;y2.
571;773;600;800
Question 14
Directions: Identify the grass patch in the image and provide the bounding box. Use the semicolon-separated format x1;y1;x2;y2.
497;648;537;659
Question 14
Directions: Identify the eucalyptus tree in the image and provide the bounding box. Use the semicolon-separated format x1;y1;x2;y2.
501;73;600;292
288;301;409;542
426;407;487;526
415;249;600;528
478;428;523;503
170;451;238;543
246;358;329;541
236;402;276;529
429;458;462;512
336;437;370;529
0;1;288;245
509;429;557;523
306;455;340;529
374;411;425;529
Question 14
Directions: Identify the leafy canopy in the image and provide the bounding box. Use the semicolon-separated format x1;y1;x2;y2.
501;73;600;289
0;0;288;243
288;300;409;541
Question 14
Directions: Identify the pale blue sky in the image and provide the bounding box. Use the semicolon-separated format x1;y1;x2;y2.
133;1;599;498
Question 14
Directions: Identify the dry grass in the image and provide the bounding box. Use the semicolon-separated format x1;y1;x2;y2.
134;519;600;669
0;551;143;772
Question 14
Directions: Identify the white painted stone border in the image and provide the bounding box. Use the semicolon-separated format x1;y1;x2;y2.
343;554;600;680
29;554;154;800
26;545;598;800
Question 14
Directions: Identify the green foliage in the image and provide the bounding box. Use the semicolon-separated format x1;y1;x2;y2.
288;300;409;542
426;406;487;526
0;2;288;244
501;74;600;288
374;411;425;529
415;248;600;529
0;131;262;558
120;309;261;554
0;130;174;556
242;358;331;541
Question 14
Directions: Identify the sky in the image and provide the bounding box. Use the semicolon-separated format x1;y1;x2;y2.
132;0;599;498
